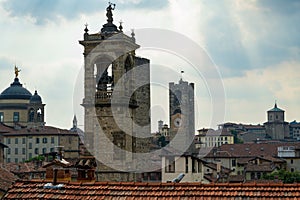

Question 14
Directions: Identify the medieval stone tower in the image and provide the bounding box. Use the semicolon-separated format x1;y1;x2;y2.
169;78;195;153
79;3;151;181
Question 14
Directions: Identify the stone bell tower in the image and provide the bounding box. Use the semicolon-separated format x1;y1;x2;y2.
79;3;151;181
169;78;195;153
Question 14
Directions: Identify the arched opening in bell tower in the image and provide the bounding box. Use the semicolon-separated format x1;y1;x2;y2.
94;57;113;92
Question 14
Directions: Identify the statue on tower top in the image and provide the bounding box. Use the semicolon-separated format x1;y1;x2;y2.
106;2;116;24
14;65;21;78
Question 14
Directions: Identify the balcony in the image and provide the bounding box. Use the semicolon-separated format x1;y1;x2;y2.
95;91;138;108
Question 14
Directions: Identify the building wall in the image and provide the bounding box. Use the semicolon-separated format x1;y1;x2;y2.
199;135;234;148
169;80;195;152
4;134;79;163
162;156;204;183
282;158;300;172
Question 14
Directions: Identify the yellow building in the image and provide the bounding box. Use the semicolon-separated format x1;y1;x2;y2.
195;128;234;148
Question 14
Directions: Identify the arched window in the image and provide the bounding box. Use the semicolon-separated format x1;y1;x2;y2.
28;108;34;122
42;148;47;154
125;56;132;72
37;108;42;122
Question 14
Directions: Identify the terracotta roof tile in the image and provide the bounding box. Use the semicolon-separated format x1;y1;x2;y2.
3;180;300;199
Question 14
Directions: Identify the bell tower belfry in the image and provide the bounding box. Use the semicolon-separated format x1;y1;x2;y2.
79;3;151;181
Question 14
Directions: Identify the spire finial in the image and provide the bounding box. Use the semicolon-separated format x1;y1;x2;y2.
73;115;78;129
84;23;89;33
180;70;184;81
14;65;21;78
275;100;277;108
119;20;123;32
131;29;135;42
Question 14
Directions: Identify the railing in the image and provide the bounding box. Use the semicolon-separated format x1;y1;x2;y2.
95;91;137;107
95;91;112;102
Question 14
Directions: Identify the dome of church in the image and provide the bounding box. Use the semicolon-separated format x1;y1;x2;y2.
0;78;32;100
30;90;42;103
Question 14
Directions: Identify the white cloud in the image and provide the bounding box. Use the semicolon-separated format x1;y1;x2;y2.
224;60;300;124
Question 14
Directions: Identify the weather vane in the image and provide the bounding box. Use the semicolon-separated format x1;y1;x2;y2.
14;65;21;78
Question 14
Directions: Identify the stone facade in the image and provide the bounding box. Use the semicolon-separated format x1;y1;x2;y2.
169;79;195;152
79;5;151;181
264;103;289;140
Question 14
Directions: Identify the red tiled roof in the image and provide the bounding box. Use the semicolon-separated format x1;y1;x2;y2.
0;123;13;133
207;142;300;158
245;163;276;172
2;125;77;136
0;167;16;192
204;163;231;174
3;180;300;199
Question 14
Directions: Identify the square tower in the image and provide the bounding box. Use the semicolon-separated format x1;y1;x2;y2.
79;4;151;181
169;78;195;153
264;103;289;140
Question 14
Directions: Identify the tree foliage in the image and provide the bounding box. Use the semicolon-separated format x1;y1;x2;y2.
262;169;300;183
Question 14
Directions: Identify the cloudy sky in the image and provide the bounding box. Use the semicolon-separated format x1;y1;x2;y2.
0;0;299;132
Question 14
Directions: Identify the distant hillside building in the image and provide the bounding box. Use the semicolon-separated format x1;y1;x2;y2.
289;120;300;140
264;103;289;140
195;128;234;148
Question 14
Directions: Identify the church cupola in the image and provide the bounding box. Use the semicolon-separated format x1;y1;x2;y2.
30;90;42;103
28;90;45;128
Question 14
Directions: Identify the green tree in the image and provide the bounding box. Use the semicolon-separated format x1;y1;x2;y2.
262;169;300;183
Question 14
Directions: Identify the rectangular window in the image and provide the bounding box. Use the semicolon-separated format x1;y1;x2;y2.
51;137;55;144
7;138;10;144
0;112;4;122
42;138;47;143
192;159;196;173
15;148;18;154
42;148;47;154
13;112;19;122
232;159;236;167
185;157;189;173
165;157;175;173
50;148;54;152
22;148;25;155
7;148;11;154
15;138;18;144
29;153;32;159
36;138;40;144
15;158;18;163
291;159;294;164
34;148;39;155
22;138;25;144
198;161;202;172
29;143;32;149
7;158;10;163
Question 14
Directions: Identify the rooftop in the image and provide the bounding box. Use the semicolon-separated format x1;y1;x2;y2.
1;124;78;136
268;103;284;112
205;142;300;158
3;180;300;199
0;78;32;100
